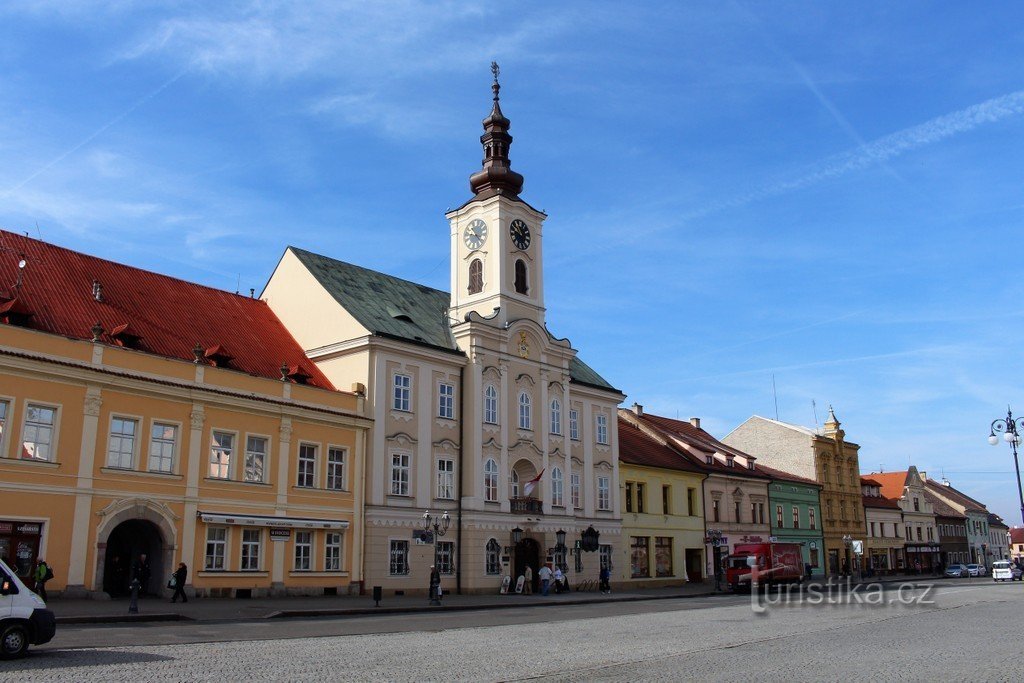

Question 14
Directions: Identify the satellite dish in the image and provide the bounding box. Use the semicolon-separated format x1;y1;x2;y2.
17;259;26;269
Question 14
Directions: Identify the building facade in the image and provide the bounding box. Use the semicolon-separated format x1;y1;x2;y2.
617;417;707;585
861;477;905;573
724;409;864;575
925;489;970;568
760;465;825;577
988;514;1009;562
1010;528;1024;563
873;468;940;573
0;232;371;598
262;71;624;595
925;478;990;566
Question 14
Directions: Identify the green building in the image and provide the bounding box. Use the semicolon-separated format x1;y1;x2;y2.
758;464;826;578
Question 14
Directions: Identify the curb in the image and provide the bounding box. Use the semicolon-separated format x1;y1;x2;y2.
57;613;194;625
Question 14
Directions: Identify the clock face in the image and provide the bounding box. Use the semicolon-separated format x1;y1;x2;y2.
463;219;488;250
509;219;531;250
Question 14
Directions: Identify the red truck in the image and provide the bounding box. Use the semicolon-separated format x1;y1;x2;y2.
725;543;804;591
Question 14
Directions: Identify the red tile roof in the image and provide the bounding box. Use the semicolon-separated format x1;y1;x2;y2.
1010;528;1024;545
629;411;770;479
862;494;901;510
754;462;821;488
0;231;332;388
617;418;705;474
860;476;882;487
924;480;987;513
924;489;965;519
869;471;909;501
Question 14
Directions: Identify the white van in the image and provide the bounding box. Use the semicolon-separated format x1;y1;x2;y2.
1;558;56;658
992;560;1023;582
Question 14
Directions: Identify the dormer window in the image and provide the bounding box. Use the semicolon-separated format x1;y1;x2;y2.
283;363;313;386
203;344;234;368
705;455;714;465
0;297;33;327
747;461;755;470
726;456;735;467
110;322;143;350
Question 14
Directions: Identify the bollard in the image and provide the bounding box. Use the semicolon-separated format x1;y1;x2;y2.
128;578;140;614
372;585;382;607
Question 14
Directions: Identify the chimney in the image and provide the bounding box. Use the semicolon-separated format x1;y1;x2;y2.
690;417;701;428
631;403;643;416
92;279;103;302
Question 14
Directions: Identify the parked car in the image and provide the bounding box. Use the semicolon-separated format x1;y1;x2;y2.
991;560;1023;581
966;563;985;577
1;558;56;659
944;564;968;578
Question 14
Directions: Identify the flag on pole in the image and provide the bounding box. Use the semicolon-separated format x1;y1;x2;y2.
524;468;545;496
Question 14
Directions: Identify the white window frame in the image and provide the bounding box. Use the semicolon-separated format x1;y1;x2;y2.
297;442;317;488
0;398;9;458
389;539;410;575
204;526;227;571
510;469;520;498
518;391;532;430
327;446;347;491
551;467;564;507
393;373;412;412
241;528;262;571
294;530;313;571
596;413;609;445
436;457;455;500
106;415;139;469
21;402;59;462
484;458;499;502
325;532;343;571
484;385;498;424
569;409;579;441
244;434;269;483
148;421;178;473
550;399;562;435
437;540;455;575
570;472;581;508
209;430;235;479
597;475;610;511
438;382;455;420
391;451;411;496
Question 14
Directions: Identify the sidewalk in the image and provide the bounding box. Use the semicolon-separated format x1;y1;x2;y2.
48;581;720;625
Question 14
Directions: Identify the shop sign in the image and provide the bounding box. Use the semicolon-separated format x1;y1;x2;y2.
269;528;291;541
16;524;40;535
0;523;12;534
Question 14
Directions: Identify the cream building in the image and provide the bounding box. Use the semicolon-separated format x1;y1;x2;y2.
263;68;624;595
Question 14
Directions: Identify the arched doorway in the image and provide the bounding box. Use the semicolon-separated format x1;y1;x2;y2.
514;537;541;593
103;519;164;597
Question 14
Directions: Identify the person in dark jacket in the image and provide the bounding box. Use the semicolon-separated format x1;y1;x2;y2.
170;562;188;603
131;553;151;595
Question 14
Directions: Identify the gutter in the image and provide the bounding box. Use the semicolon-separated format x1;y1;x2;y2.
456;361;465;595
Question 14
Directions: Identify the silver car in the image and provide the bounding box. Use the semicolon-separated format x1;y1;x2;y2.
966;563;985;577
944;564;968;578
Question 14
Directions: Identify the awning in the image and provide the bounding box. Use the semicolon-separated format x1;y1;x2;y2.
197;511;349;530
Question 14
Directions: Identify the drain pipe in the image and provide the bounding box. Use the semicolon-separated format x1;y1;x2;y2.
456;360;465;595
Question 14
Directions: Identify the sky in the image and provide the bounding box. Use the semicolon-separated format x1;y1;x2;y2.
1;2;1023;524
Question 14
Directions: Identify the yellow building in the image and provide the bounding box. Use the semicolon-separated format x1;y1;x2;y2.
617;416;706;586
0;232;371;598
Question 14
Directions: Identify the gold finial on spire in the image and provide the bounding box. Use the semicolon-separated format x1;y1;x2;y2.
491;61;500;102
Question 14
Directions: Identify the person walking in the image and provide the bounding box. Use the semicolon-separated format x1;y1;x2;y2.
523;565;533;595
539;563;552;596
429;565;441;602
170;562;188;603
599;563;611;594
553;566;565;593
33;559;51;601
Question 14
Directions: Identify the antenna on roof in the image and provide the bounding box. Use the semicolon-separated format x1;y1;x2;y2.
812;400;819;431
235;274;240;295
772;374;779;421
34;222;42;240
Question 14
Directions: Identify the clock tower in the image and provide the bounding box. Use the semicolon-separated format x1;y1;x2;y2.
447;63;547;327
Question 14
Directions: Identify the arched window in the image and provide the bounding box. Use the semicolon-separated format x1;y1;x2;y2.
484;459;498;502
552;467;564;507
484;384;498;424
518;392;532;430
514;259;528;294
511;470;520;498
468;258;483;294
485;539;501;575
550;398;561;435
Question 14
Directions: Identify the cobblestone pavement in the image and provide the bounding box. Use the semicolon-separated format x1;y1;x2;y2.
4;583;1021;681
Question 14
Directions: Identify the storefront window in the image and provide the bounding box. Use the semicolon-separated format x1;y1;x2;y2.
655;537;672;577
630;536;650;578
0;521;42;577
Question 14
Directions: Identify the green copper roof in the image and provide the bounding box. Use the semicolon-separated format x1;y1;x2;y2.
290;246;619;391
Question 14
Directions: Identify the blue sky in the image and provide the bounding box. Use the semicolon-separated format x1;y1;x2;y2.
2;2;1023;523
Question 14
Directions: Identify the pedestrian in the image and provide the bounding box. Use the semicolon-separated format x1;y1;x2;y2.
599;563;611;594
170;562;188;603
538;563;552;596
553;566;565;593
805;562;812;581
914;559;921;576
523;565;533;595
841;559;850;578
33;558;51;601
131;553;151;595
429;565;441;602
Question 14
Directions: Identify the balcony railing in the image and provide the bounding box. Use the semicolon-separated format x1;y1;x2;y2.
511;497;543;514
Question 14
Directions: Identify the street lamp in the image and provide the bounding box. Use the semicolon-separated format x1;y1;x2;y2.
511;527;523;544
422;510;450;606
988;407;1024;527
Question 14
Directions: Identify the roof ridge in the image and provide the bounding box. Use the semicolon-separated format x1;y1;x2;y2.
290;245;449;297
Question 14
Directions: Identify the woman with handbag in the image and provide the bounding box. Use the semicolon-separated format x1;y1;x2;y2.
170;562;188;603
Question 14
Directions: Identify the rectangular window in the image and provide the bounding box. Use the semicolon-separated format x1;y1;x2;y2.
484;386;498;424
809;548;820;568
927;526;933;541
294;531;312;571
325;532;342;571
297;443;317;487
599;544;613;574
792;506;800;529
735;501;742;523
596;413;608;444
687;488;696;516
438;382;454;419
393;374;412;412
597;476;610;511
436;458;454;499
713;499;720;523
22;404;56;461
209;431;233;479
107;417;137;469
244;435;267;483
327;447;346;491
636;483;645;514
149;422;177;473
0;400;7;451
552;469;564;507
569;409;579;441
571;473;581;508
913;497;920;512
630;536;650;578
204;527;226;570
625;482;634;513
809;508;816;529
391;452;410;496
776;505;784;528
241;529;262;571
389;540;409;575
754;503;760;525
437;540;455;574
485;540;502;575
663;485;671;515
655;536;673;577
550;400;562;435
759;503;765;525
870;521;877;537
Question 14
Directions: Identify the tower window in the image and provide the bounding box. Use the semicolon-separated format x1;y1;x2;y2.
468;258;483;294
514;259;528;294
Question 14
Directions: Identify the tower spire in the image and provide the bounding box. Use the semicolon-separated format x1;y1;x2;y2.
469;61;524;199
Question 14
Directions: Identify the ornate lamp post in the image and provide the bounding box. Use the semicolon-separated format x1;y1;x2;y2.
988;407;1024;527
423;510;450;606
554;529;567;571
